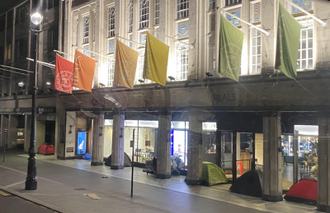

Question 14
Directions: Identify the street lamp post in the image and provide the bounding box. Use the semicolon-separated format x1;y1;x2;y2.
25;12;43;190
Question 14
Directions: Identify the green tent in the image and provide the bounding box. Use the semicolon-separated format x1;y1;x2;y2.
202;162;228;186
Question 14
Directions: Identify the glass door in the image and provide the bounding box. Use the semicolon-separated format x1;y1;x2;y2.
172;130;188;166
219;131;234;181
236;132;254;179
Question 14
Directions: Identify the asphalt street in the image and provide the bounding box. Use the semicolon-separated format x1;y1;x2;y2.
0;154;295;213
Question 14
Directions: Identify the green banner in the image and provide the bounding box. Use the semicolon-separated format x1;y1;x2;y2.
275;3;301;79
219;15;244;82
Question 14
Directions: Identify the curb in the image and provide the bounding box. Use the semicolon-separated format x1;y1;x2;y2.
0;185;71;213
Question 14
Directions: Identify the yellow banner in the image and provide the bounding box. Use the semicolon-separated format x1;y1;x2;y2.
113;40;139;89
73;50;96;92
143;32;169;86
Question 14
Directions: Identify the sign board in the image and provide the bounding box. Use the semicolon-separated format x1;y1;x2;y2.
130;140;134;147
38;107;56;114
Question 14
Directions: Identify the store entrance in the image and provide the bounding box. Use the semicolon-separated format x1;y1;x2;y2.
171;130;188;166
219;131;255;182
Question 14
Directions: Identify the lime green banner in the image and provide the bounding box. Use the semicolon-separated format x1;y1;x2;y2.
143;32;169;86
275;3;301;79
219;15;244;82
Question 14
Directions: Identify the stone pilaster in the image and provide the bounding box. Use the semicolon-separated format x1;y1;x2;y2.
91;112;105;166
156;111;171;179
262;111;282;202
111;110;125;169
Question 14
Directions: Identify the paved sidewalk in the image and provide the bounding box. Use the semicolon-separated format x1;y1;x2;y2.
0;187;58;213
0;154;319;213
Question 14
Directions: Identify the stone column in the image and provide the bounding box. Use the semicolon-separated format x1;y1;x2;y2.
186;111;203;185
91;112;105;166
262;111;282;201
54;95;66;159
111;110;125;169
156;111;171;179
317;111;330;212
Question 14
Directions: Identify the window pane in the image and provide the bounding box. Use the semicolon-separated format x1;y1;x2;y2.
302;30;306;39
302;60;306;69
257;46;261;54
302;40;306;49
308;59;313;69
308;39;313;48
308;49;313;59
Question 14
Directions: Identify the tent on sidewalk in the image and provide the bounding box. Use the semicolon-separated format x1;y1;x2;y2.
202;162;228;186
284;178;317;205
104;152;132;167
230;170;262;197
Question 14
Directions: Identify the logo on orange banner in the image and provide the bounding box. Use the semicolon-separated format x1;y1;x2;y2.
73;50;96;92
53;54;74;94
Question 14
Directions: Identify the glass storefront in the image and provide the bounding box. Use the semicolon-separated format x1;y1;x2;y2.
282;125;318;191
104;120;217;165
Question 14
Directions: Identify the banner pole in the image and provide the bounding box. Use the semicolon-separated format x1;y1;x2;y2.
285;0;326;27
217;7;270;36
26;57;55;68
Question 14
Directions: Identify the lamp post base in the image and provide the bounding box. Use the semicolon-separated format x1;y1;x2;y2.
25;156;37;190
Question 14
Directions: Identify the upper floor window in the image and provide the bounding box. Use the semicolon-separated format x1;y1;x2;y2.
93;12;96;42
107;57;115;87
225;0;242;6
7;10;13;28
176;41;189;80
15;39;27;62
6;43;12;61
16;4;28;24
207;36;216;73
250;28;261;74
108;7;115;38
75;18;79;46
128;1;133;33
48;27;58;51
83;45;89;56
82;15;89;44
47;0;59;10
154;0;160;25
177;0;189;20
0;15;5;32
209;0;216;10
297;19;314;70
139;0;149;30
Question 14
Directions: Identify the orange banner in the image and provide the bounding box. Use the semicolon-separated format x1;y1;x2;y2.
53;54;74;94
113;40;139;89
73;50;96;92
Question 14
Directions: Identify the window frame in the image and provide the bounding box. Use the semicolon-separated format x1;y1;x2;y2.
154;0;160;26
177;0;189;20
128;1;134;33
139;0;149;30
108;6;115;38
175;40;189;81
296;18;314;71
82;15;89;44
249;27;261;75
225;0;242;7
